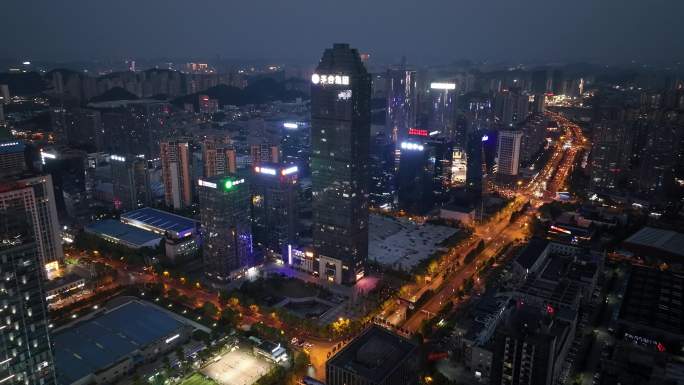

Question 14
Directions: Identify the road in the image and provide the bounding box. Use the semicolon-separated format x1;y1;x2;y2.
398;111;586;334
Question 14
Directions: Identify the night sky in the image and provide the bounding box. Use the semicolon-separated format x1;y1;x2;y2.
2;0;683;65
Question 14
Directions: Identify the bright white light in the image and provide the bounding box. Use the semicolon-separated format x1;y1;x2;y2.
283;122;298;129
337;90;352;100
110;155;126;162
430;82;456;90
0;142;19;147
198;179;217;189
255;166;276;175
481;135;489;142
312;74;349;86
40;152;56;159
165;334;180;344
429;131;440;136
22;61;31;65
282;166;298;175
400;142;424;151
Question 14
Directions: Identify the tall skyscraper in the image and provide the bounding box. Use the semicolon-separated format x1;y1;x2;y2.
496;130;523;177
428;82;459;140
310;43;371;284
160;139;193;210
0;207;57;385
39;147;87;216
198;175;252;281
0;174;64;278
251;163;299;258
202;137;237;178
386;67;417;142
110;154;151;211
589;121;632;192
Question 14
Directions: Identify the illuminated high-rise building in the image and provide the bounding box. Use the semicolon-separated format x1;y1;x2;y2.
0;174;64;278
251;163;299;258
428;81;459;140
386;67;417;142
160;139;193;210
0;206;57;385
198;175;253;281
496;130;523;176
311;43;371;284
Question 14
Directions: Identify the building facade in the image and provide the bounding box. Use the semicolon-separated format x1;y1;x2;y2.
0;207;57;385
160;139;193;210
310;43;371;284
496;130;523;177
198;175;252;281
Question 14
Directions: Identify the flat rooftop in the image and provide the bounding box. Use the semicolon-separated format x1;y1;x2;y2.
327;325;417;384
85;219;161;248
369;214;458;271
624;227;684;258
54;300;187;385
121;207;197;236
515;238;549;270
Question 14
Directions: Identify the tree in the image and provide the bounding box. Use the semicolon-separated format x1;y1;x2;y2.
202;302;219;319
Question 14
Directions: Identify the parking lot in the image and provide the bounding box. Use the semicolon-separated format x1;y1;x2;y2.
201;347;273;385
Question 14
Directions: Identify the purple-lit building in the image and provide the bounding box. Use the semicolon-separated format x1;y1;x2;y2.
386;67;417;143
198;175;254;281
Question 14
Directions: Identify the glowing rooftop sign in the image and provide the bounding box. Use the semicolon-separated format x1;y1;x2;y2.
198;179;217;189
224;178;245;189
283;122;298;129
482;135;489;142
430;82;456;90
311;74;350;85
400;142;424;151
254;166;277;175
408;128;429;137
110;155;126;162
281;166;298;175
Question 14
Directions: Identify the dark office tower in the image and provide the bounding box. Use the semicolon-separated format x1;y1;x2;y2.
466;131;488;200
202;137;236;178
637;118;683;205
251;163;299;258
0;208;57;385
250;143;279;165
589;121;631;192
0;140;27;177
50;108;101;152
96;101;170;158
386;67;417;142
369;133;396;209
428;82;459;139
198;175;252;281
531;68;552;94
326;325;419;385
490;305;574;385
110;154;151;211
161;139;193;210
39;147;87;216
494;90;530;127
310;43;371;284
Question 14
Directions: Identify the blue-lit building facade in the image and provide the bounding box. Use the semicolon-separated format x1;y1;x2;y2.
198;175;253;281
310;43;371;284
